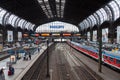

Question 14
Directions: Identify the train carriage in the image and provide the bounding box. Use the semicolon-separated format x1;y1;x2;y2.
67;41;120;70
103;51;120;69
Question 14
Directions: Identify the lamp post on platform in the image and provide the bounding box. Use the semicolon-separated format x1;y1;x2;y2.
46;39;50;78
98;27;102;72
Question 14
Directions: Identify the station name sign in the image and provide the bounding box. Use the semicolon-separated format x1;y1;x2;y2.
50;25;64;29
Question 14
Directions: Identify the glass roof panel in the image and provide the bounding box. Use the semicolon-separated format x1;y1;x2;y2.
84;20;89;29
99;8;108;21
108;1;120;21
56;1;60;17
8;14;15;26
23;21;27;29
115;0;120;6
3;12;10;25
18;19;25;28
89;15;97;27
89;16;95;27
56;0;60;3
25;22;30;29
44;0;48;2
82;22;86;30
0;10;7;25
86;18;92;27
79;22;85;30
0;7;3;11
104;5;113;21
28;24;35;30
11;15;18;27
37;0;53;18
14;18;20;27
61;0;66;18
96;10;104;24
93;13;100;25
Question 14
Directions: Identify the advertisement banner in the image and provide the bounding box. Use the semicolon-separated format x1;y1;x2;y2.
102;28;108;42
0;44;3;52
7;30;13;42
117;26;120;43
0;33;3;42
93;30;97;41
87;32;90;41
18;32;22;41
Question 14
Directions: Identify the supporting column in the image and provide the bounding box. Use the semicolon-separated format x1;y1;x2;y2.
22;30;25;42
0;27;3;52
13;28;18;43
0;27;3;43
98;27;102;72
90;29;93;41
83;31;87;40
81;31;84;40
46;39;50;78
2;27;7;45
108;23;116;44
85;32;87;40
97;29;99;42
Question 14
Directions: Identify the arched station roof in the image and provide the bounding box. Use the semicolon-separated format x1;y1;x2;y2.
0;0;110;32
0;0;117;31
79;0;120;31
0;7;35;31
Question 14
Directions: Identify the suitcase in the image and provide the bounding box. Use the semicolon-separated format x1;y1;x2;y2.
8;70;12;76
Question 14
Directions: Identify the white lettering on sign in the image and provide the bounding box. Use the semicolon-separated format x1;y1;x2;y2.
50;26;64;28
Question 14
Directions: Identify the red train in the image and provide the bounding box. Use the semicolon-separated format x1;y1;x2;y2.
67;41;120;70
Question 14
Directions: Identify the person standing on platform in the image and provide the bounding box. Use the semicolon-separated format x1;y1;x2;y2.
8;65;14;75
23;51;27;60
38;47;40;53
28;51;31;60
0;68;5;80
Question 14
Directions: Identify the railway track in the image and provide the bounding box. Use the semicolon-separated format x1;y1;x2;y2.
57;50;72;80
49;43;77;80
22;43;55;80
73;53;103;80
63;43;103;80
21;49;48;80
22;43;103;80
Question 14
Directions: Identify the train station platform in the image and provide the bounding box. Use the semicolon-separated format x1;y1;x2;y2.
0;44;47;80
0;43;120;80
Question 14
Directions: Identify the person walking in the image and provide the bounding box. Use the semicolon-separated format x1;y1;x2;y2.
0;68;5;80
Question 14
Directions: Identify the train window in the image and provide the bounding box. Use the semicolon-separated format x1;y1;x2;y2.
116;59;120;64
104;55;106;58
104;55;107;59
109;57;114;62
